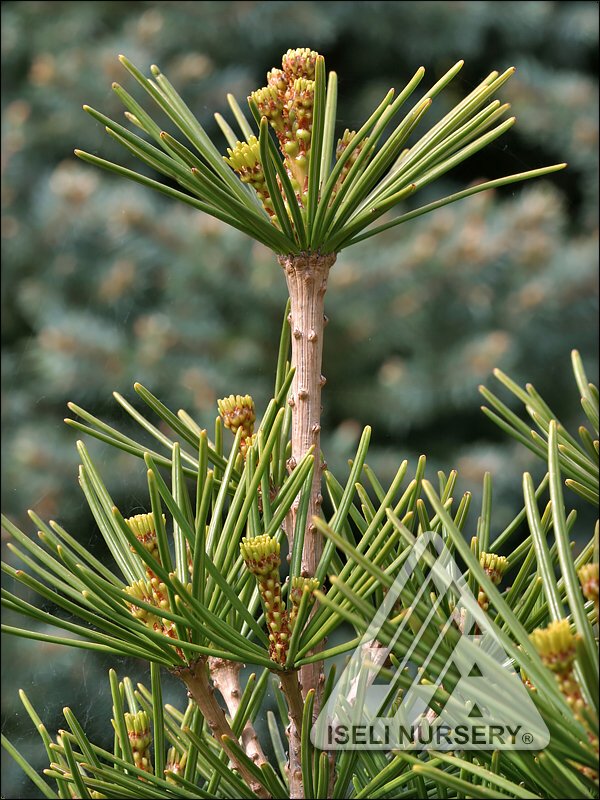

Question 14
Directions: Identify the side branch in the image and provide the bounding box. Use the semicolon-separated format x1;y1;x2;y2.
208;656;267;767
173;658;271;799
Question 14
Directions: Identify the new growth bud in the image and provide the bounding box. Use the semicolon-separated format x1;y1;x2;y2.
224;139;277;220
480;552;509;585
477;552;509;611
165;746;187;783
578;563;599;610
124;710;153;774
240;533;280;577
290;575;320;603
335;129;357;162
530;619;577;674
218;394;256;438
250;85;284;134
285;78;315;194
530;619;594;765
232;48;323;216
281;48;319;80
124;577;184;658
218;393;256;460
288;576;319;630
124;579;162;627
241;535;291;665
267;68;287;93
333;129;369;196
125;513;164;565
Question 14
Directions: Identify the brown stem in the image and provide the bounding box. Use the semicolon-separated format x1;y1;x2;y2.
279;669;305;800
173;659;270;799
208;657;267;767
278;251;336;714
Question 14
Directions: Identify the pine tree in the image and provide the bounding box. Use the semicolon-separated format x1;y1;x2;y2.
3;39;598;800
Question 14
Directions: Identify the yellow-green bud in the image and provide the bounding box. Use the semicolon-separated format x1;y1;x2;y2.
124;710;152;748
288;78;314;163
531;621;589;719
124;711;153;773
282;48;319;80
479;552;509;585
225;137;260;171
293;78;315;108
240;433;257;460
217;394;256;438
289;576;319;629
250;85;284;130
241;534;292;664
125;513;164;562
530;620;578;674
333;130;369;195
165;746;187;783
124;579;160;624
124;577;172;636
241;534;280;576
290;576;319;606
578;563;598;607
267;68;287;93
336;129;357;161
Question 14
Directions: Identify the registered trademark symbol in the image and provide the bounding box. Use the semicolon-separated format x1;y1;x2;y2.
521;732;534;745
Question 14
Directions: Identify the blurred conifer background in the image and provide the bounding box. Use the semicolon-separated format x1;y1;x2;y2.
1;2;598;797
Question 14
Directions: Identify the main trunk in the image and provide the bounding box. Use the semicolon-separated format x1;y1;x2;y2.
278;252;335;564
278;251;336;715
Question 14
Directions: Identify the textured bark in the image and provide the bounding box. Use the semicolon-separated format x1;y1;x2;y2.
278;251;336;717
174;659;270;799
278;252;335;561
279;670;306;800
208;657;267;767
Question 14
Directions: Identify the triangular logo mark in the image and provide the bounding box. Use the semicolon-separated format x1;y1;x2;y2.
468;662;484;678
312;531;550;752
468;702;485;718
